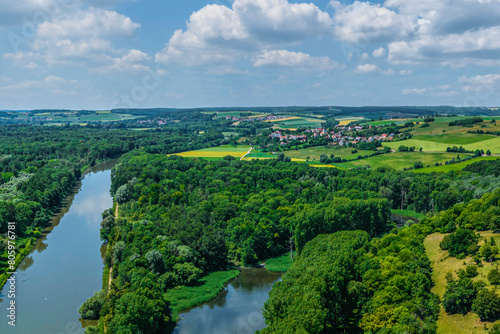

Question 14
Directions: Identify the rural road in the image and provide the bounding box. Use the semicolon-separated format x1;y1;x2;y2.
241;147;253;160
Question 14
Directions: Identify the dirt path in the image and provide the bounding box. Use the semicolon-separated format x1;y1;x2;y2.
241;147;253;160
107;203;118;292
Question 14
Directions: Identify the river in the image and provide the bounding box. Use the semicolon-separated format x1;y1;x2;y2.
173;268;281;334
0;160;280;334
0;161;114;334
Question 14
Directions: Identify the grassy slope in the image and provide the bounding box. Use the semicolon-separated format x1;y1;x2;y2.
330;152;465;170
171;145;251;158
283;146;374;162
424;232;500;334
166;270;240;318
413;156;499;173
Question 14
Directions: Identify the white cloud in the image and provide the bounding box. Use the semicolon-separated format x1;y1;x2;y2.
4;7;146;73
37;8;139;38
459;73;500;84
331;1;414;44
400;69;413;75
373;47;386;58
355;63;379;73
254;50;338;71
156;0;333;67
402;88;427;95
95;49;150;73
0;75;80;96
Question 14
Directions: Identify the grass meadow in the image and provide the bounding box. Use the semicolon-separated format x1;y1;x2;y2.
424;232;500;334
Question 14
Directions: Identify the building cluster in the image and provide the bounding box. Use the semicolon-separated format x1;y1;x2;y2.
136;118;170;125
270;127;395;146
225;115;286;122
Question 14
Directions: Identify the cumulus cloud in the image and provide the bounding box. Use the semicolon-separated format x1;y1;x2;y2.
355;63;379;73
156;0;333;67
4;7;147;73
373;47;386;58
37;8;139;38
385;0;500;66
402;88;427;95
330;1;414;44
254;50;338;70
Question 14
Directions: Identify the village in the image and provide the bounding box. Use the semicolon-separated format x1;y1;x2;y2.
269;125;395;146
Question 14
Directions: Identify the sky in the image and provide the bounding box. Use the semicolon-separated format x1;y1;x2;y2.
1;0;500;109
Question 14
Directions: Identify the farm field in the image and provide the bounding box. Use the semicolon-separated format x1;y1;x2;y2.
336;117;364;126
412;156;500;173
424;232;500;334
366;118;415;126
282;146;374;162
271;116;325;129
385;134;500;153
170;145;251;158
330;152;468;170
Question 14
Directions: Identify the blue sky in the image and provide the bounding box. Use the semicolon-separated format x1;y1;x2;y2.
1;0;499;109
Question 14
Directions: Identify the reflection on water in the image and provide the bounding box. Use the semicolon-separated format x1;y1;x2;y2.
173;268;281;334
0;162;115;334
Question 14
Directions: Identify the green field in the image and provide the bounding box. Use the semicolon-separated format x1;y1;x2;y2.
331;152;469;170
366;119;417;126
385;134;500;153
283;146;374;162
244;150;275;159
171;145;251;158
425;232;500;334
412;156;500;173
272;116;325;129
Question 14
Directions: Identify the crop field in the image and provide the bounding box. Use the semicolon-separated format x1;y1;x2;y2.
425;232;500;334
171;145;251;158
412;156;499;173
366;118;416;126
330;152;468;170
385;134;500;153
271;116;325;129
336;117;365;126
243;150;275;159
283;146;374;162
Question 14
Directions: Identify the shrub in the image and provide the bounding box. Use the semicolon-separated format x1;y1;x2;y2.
440;229;479;257
488;268;500;285
79;290;105;319
443;278;476;315
472;289;500;322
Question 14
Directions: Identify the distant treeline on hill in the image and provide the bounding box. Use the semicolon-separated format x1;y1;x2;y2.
109;106;499;118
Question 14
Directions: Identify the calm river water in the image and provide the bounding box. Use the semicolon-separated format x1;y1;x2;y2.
173;268;281;334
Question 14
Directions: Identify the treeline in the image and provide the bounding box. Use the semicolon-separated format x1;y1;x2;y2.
463;159;500;176
259;227;439;333
449;117;483;127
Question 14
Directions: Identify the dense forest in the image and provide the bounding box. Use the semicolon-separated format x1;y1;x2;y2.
0;124;227;284
79;151;500;333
